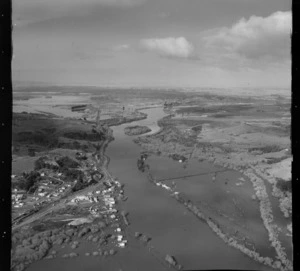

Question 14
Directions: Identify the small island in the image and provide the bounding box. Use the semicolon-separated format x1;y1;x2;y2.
124;125;151;136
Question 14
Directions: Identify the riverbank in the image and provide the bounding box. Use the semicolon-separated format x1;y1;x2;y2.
133;99;292;270
124;125;152;136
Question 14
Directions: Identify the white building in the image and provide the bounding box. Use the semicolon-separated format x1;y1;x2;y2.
75;195;89;201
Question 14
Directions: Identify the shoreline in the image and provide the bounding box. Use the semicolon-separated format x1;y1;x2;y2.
131;108;292;271
140;158;291;271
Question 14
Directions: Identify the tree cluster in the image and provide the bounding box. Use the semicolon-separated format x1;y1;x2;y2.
56;156;80;169
71;178;89;192
61;168;84;182
276;179;292;194
63;131;105;141
34;156;59;170
16;171;41;193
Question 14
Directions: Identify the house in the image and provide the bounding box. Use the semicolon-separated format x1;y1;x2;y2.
76;195;89;201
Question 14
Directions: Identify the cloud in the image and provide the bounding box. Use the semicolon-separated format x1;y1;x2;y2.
157;12;170;19
114;44;130;51
15;0;146;8
204;11;291;61
91;0;146;7
13;0;147;25
139;37;195;59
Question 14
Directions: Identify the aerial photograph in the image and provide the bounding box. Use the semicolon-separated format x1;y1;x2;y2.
11;0;292;271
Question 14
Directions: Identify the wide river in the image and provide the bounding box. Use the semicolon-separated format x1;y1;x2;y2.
29;107;275;271
105;107;273;271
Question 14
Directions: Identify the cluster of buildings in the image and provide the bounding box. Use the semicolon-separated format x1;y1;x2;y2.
12;170;74;212
12;153;105;224
35;179;71;199
67;178;128;248
70;194;100;204
12;191;26;208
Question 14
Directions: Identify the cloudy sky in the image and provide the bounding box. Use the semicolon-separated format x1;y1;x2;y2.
12;0;291;88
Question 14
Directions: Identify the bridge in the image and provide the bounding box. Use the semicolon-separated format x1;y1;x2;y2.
156;169;229;182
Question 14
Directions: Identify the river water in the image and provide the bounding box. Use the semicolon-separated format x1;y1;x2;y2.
105;107;274;271
28;107;276;271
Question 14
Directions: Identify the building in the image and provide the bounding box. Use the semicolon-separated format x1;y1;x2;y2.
38;192;48;197
75;195;89;201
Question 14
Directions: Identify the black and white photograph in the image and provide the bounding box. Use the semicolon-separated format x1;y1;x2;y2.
11;1;292;271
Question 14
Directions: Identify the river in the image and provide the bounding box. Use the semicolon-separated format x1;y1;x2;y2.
28;106;275;271
105;107;273;271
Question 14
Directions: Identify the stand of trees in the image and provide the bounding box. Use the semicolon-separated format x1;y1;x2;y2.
56;156;80;169
14;171;42;193
71;178;89;192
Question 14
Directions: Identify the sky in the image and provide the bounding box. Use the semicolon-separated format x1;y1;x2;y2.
12;0;292;88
